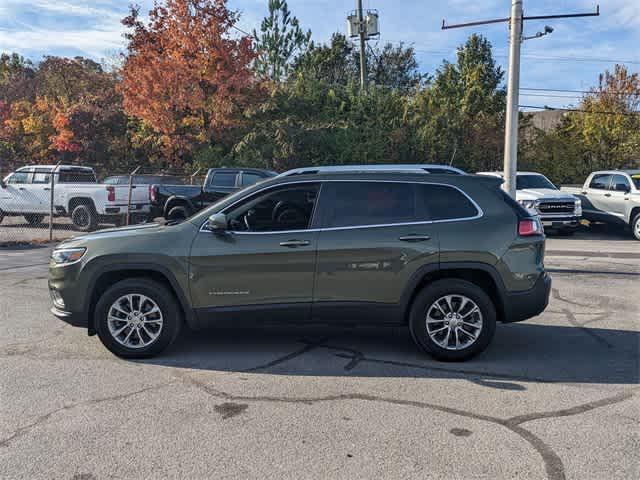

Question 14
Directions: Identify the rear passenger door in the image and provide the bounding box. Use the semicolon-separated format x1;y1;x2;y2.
583;174;613;220
312;181;439;324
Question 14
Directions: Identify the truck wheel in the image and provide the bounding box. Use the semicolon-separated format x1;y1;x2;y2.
0;210;4;224
24;214;45;225
409;279;496;362
167;205;190;222
632;213;640;241
95;278;182;359
71;204;97;232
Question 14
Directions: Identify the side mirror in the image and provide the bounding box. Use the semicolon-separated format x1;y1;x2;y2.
206;213;228;232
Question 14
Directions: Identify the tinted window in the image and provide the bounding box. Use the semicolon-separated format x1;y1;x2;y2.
7;171;28;184
225;184;319;232
211;172;237;188
103;177;122;185
589;174;612;190
516;174;557;190
418;184;479;221
58;170;97;183
610;174;630;192
240;172;264;186
632;174;640;190
324;182;416;228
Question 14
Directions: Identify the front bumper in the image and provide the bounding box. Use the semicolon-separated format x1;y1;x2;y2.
502;273;551;323
50;306;87;328
540;216;580;230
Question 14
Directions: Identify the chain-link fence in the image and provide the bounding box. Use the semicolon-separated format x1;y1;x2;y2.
0;164;205;245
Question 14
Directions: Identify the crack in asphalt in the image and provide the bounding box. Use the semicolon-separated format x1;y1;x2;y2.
175;368;635;480
0;382;176;448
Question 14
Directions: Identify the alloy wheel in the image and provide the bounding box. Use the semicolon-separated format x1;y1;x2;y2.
425;294;483;350
107;294;164;349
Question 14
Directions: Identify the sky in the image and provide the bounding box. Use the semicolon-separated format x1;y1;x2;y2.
0;0;638;109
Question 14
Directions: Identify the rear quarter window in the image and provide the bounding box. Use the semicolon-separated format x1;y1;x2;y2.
417;184;479;221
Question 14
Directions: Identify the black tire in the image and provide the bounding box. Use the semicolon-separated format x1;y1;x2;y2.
632;213;640;241
24;214;45;225
0;210;5;224
167;205;190;222
409;279;496;362
95;278;182;359
71;203;97;232
558;228;575;237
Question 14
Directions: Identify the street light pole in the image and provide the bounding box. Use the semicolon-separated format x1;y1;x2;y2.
503;0;523;197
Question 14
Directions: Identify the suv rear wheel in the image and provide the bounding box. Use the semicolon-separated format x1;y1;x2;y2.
95;278;182;359
409;279;496;361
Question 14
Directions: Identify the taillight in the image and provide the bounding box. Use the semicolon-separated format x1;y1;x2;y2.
518;218;543;236
106;186;115;202
149;185;157;203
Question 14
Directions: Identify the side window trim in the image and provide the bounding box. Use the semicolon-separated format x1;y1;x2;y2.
199;180;483;233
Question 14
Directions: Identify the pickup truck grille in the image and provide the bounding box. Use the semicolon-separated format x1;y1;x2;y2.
537;201;575;214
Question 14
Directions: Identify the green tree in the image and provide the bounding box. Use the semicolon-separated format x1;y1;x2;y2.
409;34;505;171
253;0;311;82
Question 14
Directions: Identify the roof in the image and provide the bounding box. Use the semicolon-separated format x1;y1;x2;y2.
280;164;466;177
476;171;545;177
16;165;94;172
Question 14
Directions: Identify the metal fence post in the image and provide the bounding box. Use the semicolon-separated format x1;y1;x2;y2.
190;168;201;185
49;161;62;242
126;166;141;226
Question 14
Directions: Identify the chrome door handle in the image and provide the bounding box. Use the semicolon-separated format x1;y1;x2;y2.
279;240;310;248
399;235;431;242
18;187;26;190
43;187;51;191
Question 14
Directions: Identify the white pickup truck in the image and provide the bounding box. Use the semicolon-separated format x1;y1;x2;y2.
0;165;151;231
562;169;640;240
477;171;582;234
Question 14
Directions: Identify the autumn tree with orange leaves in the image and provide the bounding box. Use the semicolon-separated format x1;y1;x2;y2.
120;0;256;163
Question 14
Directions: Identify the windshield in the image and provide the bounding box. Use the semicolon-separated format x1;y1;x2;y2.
516;174;557;190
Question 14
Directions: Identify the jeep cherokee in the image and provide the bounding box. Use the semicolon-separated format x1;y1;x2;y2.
49;168;551;361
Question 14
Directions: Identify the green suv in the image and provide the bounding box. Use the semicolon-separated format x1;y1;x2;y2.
49;168;551;361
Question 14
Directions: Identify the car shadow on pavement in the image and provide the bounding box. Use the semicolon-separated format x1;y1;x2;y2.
139;322;639;386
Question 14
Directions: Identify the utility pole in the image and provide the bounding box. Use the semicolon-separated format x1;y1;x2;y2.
442;3;599;197
347;3;379;93
503;0;523;197
357;0;367;91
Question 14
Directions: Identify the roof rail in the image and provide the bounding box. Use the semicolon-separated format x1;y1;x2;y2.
279;164;466;177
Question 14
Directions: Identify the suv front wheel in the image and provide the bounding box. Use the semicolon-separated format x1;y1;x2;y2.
95;278;182;359
409;279;496;362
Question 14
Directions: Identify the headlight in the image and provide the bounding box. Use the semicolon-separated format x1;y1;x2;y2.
518;199;538;210
51;247;86;265
574;199;582;216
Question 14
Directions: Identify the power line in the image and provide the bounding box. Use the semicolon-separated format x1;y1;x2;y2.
521;87;640;96
520;105;640;115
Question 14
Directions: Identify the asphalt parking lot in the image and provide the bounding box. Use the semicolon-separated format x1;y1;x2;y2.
0;232;638;480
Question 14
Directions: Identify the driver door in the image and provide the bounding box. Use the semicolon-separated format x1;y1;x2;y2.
189;182;321;325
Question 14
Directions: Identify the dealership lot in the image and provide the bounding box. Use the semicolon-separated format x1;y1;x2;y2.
0;235;638;480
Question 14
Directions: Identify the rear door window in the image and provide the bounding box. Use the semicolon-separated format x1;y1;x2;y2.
240;172;264;186
610;174;630;192
210;172;237;189
58;170;97;183
32;169;52;184
589;174;612;190
321;182;416;228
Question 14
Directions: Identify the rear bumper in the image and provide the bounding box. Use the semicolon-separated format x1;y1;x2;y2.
502;273;551;323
